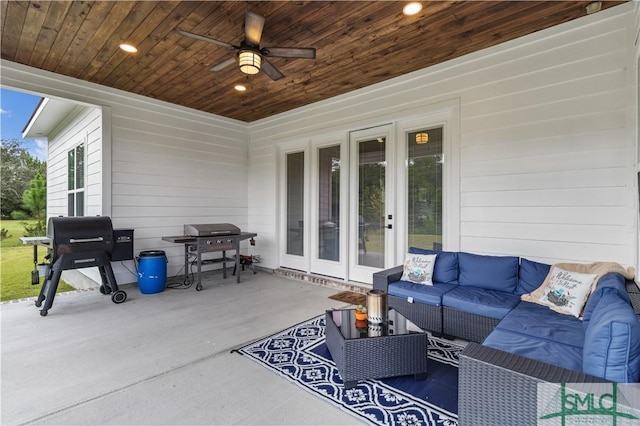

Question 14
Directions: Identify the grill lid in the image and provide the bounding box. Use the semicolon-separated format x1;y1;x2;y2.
184;223;240;237
47;216;114;259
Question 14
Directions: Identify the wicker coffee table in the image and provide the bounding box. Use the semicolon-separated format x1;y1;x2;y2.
325;308;428;388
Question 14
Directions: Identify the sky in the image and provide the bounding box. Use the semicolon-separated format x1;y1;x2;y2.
0;88;48;161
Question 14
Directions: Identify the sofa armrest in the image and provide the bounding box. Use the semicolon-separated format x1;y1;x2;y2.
459;342;607;426
372;265;403;292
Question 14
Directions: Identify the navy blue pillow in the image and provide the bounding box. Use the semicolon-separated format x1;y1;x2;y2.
517;258;551;295
408;247;458;285
458;252;519;292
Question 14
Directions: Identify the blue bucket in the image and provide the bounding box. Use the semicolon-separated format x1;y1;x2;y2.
137;250;167;294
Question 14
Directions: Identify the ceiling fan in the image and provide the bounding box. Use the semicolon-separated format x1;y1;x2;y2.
176;11;316;81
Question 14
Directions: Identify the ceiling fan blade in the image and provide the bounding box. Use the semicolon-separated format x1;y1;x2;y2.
210;57;237;72
260;58;284;81
244;11;265;46
262;47;316;59
176;29;237;50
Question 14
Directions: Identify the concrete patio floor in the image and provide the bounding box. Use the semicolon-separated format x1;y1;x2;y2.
1;271;361;425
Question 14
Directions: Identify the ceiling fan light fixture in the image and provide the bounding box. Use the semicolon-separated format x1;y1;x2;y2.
234;84;247;92
238;50;261;75
403;2;422;16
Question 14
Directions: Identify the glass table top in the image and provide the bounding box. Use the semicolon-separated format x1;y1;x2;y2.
327;308;420;340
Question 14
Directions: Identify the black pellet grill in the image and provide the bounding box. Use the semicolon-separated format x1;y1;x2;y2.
35;216;127;316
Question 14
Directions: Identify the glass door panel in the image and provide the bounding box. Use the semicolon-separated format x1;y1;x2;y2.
357;138;386;268
317;145;340;261
349;125;394;284
407;127;443;251
286;152;305;256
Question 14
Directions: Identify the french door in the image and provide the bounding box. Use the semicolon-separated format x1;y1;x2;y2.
348;125;396;283
278;103;456;283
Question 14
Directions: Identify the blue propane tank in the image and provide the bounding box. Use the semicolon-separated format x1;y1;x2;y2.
137;250;167;294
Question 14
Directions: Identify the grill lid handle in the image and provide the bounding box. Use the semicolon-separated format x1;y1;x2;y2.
69;237;104;244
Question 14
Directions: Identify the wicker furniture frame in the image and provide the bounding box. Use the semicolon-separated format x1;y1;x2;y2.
442;307;499;343
374;264;640;425
459;342;608;426
325;309;428;388
373;265;443;335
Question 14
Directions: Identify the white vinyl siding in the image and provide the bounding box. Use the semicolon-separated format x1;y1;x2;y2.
2;2;637;283
2;64;247;284
46;107;101;218
248;3;637;271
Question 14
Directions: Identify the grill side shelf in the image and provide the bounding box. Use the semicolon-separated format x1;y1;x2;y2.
161;236;197;244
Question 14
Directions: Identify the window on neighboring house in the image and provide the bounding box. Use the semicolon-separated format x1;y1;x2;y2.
68;143;85;216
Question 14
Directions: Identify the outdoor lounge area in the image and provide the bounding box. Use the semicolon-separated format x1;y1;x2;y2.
2;2;640;425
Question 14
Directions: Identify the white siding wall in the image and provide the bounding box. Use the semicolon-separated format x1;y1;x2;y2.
1;62;248;284
2;3;636;285
46;106;102;217
248;3;637;271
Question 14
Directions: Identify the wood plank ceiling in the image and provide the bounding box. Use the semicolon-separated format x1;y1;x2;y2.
1;1;627;122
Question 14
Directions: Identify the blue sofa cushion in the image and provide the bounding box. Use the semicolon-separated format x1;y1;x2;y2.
458;252;519;292
496;301;584;349
442;286;521;320
484;328;583;372
583;288;640;382
409;247;458;285
517;258;551;295
582;273;630;330
388;280;457;306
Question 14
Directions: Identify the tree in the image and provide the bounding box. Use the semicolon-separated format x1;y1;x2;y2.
1;139;46;217
21;173;47;236
22;173;46;221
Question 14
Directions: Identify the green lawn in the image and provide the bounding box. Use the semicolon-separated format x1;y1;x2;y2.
365;229;440;252
1;220;74;302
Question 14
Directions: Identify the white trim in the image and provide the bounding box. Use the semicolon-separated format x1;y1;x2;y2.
309;133;348;279
102;106;112;217
348;124;394;284
278;141;310;272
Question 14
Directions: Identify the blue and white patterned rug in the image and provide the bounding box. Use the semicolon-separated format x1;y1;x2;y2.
234;314;465;426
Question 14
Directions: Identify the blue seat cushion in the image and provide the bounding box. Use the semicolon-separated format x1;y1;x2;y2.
517;258;551;295
582;273;631;330
484;328;583;372
441;286;521;320
409;247;458;285
388;280;457;306
583;288;640;382
497;301;584;349
458;252;519;292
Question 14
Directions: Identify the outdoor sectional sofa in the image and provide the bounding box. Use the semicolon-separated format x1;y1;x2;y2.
372;248;640;426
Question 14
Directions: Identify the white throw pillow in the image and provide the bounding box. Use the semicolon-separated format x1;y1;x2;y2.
401;253;437;285
536;266;597;317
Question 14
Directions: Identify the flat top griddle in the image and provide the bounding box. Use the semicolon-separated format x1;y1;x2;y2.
162;230;257;291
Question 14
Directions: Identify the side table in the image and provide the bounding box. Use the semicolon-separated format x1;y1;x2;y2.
325;308;428;388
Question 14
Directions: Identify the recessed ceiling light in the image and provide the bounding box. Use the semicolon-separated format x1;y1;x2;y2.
403;2;422;16
585;1;601;14
234;85;247;92
119;43;138;53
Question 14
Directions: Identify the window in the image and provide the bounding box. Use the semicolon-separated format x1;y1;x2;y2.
68;143;85;216
286;152;305;256
317;145;340;261
407;128;443;250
